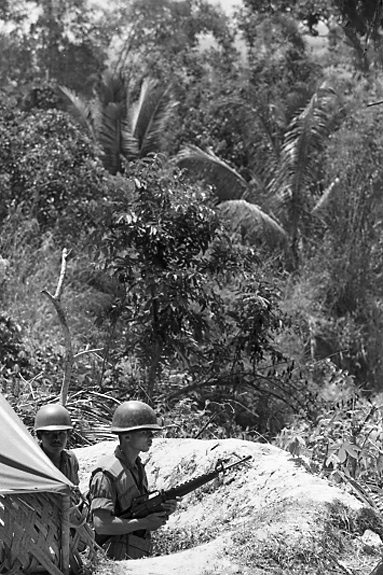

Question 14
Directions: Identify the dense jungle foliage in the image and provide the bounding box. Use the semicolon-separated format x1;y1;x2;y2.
2;0;383;483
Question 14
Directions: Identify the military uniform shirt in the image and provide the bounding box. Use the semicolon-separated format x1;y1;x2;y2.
59;449;80;486
90;446;148;513
89;445;150;560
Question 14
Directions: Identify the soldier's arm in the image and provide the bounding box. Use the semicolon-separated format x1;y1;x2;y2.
90;471;167;535
93;508;167;535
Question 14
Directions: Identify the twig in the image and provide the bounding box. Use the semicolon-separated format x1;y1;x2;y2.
73;348;104;360
367;99;383;107
194;413;217;439
19;372;43;399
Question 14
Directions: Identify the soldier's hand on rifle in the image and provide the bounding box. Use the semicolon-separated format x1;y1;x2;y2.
143;511;169;531
162;498;178;516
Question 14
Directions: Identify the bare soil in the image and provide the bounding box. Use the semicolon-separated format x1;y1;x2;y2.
74;437;383;575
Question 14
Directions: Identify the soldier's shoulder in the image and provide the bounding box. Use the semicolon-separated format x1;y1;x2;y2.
92;451;124;479
65;449;80;463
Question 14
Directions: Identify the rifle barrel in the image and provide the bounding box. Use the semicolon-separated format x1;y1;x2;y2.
222;454;252;471
165;454;252;499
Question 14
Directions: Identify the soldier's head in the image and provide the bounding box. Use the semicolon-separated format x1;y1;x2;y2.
34;404;73;457
111;400;161;453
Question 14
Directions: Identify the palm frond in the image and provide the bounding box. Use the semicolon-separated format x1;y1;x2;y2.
90;71;132;173
59;85;96;138
96;70;127;106
218;199;288;249
67;390;118;446
97;102;126;175
61;73;133;174
271;83;335;210
120;120;139;160
128;78;176;157
176;144;248;201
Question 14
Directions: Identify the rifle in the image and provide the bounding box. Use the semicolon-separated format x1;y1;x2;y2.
129;454;252;519
95;454;252;548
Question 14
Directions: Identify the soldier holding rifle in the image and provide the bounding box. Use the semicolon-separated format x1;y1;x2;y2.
89;399;252;561
88;400;178;560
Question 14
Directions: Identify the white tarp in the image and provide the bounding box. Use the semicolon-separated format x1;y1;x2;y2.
0;392;74;494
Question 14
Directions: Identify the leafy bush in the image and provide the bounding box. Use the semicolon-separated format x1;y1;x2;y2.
98;155;227;395
0;313;32;391
0;98;114;244
308;103;383;387
276;361;383;484
88;155;308;438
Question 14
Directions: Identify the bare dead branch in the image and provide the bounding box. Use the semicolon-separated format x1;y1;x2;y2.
54;248;71;299
42;248;73;406
367;99;383;108
73;348;104;360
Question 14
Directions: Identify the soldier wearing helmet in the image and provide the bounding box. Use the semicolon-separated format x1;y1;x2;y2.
88;400;178;560
34;404;79;486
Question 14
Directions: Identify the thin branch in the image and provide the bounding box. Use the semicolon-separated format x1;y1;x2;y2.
367;99;383;108
167;371;302;410
69;390;121;404
19;372;43;399
55;248;71;299
73;348;104;360
194;413;217;439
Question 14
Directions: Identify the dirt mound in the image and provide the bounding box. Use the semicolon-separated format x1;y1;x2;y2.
74;438;383;575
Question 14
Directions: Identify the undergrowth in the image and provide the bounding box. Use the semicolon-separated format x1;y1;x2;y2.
150;497;383;575
224;500;381;575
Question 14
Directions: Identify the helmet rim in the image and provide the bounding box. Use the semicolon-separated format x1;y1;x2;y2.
35;424;73;432
111;423;162;434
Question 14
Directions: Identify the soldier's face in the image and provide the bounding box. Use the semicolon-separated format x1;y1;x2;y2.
120;429;155;453
40;430;68;457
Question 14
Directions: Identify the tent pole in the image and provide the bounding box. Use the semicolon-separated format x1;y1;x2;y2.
61;491;70;575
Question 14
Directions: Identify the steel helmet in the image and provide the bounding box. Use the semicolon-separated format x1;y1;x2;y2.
34;404;73;432
111;400;162;434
